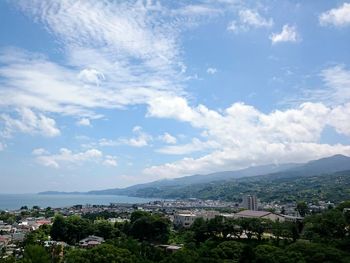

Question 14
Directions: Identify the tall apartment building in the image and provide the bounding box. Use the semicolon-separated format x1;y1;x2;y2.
242;195;258;211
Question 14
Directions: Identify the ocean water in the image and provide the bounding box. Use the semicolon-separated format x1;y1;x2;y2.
0;194;157;211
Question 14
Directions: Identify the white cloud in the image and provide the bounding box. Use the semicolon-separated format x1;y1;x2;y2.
0;108;60;138
319;3;350;27
239;9;273;28
121;126;152;147
78;68;104;85
157;138;219;155
286;65;350;106
159;132;177;144
174;4;222;17
270;24;300;44
144;98;350;178
0;1;189;120
227;9;273;32
76;118;91;127
32;148;49;155
207;67;217;74
328;103;350;136
103;155;118;167
36;148;104;168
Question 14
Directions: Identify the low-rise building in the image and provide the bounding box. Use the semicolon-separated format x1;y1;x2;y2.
79;235;104;248
174;210;220;228
235;210;285;222
174;213;197;228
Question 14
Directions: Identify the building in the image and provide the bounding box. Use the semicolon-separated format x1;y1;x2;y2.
242;195;258;211
235;210;285;222
79;235;104;248
174;213;197;228
157;244;182;253
174;210;220;228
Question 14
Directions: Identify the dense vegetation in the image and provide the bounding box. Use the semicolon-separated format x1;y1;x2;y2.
128;170;350;203
1;201;350;262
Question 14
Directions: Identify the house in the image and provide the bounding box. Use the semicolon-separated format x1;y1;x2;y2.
235;210;285;222
79;235;104;248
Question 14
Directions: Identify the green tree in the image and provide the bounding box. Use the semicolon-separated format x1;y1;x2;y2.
287;241;347;263
65;249;90;263
22;245;50;263
211;241;245;261
88;244;136;263
94;220;115;240
129;213;170;243
296;201;308;217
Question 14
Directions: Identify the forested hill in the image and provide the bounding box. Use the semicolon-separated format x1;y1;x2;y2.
131;170;350;203
39;155;350;203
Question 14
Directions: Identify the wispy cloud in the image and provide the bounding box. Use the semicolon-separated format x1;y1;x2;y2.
285;65;350;106
159;132;177;144
0;142;6;151
1;108;60;138
319;3;350;27
120;126;152;147
0;1;191;120
228;9;273;32
270;24;300;44
76;118;91;127
207;67;217;74
82;126;152;149
34;147;117;168
156;138;219;155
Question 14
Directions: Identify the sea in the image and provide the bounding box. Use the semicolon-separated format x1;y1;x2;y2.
0;194;158;211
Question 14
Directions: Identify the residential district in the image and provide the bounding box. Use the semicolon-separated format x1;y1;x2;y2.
1;195;339;260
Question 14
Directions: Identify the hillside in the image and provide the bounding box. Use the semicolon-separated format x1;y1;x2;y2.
87;154;350;197
39;155;350;202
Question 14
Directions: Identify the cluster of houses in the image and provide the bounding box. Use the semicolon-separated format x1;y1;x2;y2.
0;195;312;259
172;209;303;228
0;217;51;258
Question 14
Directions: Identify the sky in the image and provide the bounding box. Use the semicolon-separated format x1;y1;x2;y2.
0;0;350;193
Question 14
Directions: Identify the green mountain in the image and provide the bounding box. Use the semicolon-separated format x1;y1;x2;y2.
39;154;350;202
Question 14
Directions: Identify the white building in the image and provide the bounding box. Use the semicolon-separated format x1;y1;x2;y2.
174;210;220;228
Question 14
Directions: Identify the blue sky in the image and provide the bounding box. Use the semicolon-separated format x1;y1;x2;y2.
1;0;350;193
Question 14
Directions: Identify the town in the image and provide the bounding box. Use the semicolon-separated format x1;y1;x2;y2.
1;195;346;262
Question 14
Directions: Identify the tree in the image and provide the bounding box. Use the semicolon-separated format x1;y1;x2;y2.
65;249;90;263
287;241;347;263
94;220;115;240
129;213;170;243
51;215;68;242
191;218;208;243
88;244;136;263
303;209;347;242
22;245;50;263
296;201;308;217
210;241;245;261
24;224;51;246
160;249;199;263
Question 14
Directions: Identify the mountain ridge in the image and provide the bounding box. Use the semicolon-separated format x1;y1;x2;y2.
39;154;350;197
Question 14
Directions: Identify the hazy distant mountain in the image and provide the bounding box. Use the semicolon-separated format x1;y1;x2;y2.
85;162;300;196
39;154;350;198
